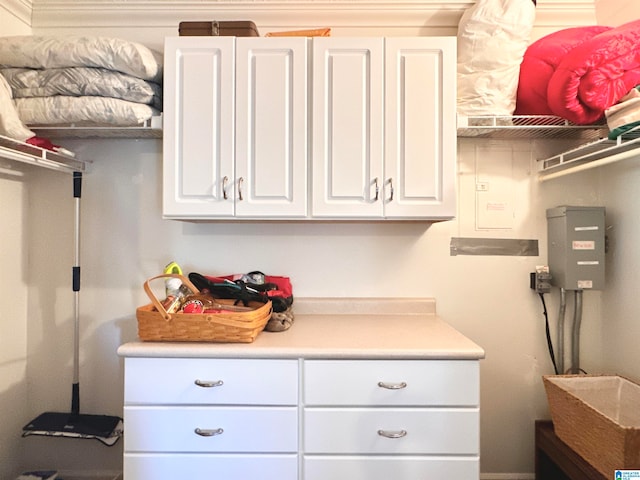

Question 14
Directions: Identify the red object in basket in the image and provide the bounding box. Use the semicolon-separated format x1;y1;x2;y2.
182;300;204;314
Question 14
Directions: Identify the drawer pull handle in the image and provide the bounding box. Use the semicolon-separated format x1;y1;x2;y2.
377;429;407;439
195;428;224;437
222;176;229;200
194;379;224;388
377;381;407;390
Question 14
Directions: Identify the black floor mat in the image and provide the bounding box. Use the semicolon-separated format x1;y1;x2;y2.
22;412;123;445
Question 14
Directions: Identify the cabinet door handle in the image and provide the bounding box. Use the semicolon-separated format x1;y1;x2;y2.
373;177;379;202
377;381;407;390
237;177;244;201
194;428;224;437
194;379;224;388
387;178;394;202
377;429;407;439
222;176;228;200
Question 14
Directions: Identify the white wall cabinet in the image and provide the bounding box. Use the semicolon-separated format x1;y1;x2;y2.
163;36;455;221
312;37;456;219
163;36;309;219
122;357;479;480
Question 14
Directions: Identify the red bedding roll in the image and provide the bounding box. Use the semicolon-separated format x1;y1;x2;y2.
548;19;640;124
515;25;611;116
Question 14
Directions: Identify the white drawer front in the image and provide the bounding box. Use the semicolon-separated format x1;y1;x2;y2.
124;357;298;405
304;408;479;454
125;453;298;480
304;360;478;406
304;456;479;480
124;406;298;452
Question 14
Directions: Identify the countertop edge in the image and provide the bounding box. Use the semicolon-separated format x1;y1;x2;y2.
117;342;485;360
118;306;485;360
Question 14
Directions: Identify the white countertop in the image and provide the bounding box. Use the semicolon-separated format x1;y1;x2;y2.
118;298;485;360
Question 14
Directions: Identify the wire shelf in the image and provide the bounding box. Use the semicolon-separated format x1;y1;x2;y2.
457;115;608;141
458;115;640;177
539;125;640;177
0;134;86;174
30;115;163;139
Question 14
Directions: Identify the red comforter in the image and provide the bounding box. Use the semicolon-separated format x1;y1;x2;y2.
516;19;640;124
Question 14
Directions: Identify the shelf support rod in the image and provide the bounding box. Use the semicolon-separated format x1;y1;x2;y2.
538;147;640;182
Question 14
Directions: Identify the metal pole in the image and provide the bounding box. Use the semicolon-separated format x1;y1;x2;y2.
571;290;583;375
71;171;82;415
557;288;566;374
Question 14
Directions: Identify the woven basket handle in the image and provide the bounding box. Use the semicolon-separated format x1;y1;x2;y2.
143;273;200;320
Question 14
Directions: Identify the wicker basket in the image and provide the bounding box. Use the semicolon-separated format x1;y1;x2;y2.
136;274;272;343
543;374;640;477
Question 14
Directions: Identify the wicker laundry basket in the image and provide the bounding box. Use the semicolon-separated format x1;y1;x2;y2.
136;274;272;343
543;374;640;477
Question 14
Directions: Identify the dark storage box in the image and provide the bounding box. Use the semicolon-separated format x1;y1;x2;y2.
179;21;259;37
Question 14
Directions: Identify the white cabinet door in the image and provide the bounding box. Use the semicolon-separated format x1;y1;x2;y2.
312;37;456;220
312;37;385;218
163;37;235;218
384;37;456;219
235;37;309;217
164;37;308;219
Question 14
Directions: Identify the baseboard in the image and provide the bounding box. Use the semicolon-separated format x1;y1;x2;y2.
481;474;535;480
56;472;122;480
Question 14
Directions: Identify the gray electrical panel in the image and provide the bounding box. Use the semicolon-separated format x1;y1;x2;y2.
546;206;605;290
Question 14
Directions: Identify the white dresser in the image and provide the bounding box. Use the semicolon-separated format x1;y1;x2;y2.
118;298;484;480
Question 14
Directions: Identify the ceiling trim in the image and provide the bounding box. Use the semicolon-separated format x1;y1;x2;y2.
30;1;597;30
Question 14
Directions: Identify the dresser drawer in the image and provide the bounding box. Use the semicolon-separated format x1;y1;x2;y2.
124;406;298;452
125;453;298;480
304;408;479;454
304;456;479;480
304;360;478;406
124;357;298;405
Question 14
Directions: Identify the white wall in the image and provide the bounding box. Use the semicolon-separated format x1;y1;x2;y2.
6;0;626;478
597;159;640;377
0;0;31;35
0;167;30;480
595;0;640;25
0;4;33;479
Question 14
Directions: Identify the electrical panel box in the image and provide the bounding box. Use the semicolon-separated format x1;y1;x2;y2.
546;206;605;290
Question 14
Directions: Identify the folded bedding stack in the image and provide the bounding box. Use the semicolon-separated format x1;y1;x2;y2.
0;35;162;130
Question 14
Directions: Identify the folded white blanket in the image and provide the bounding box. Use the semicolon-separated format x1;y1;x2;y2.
1;67;162;109
14;96;159;127
0;72;34;141
0;35;163;83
